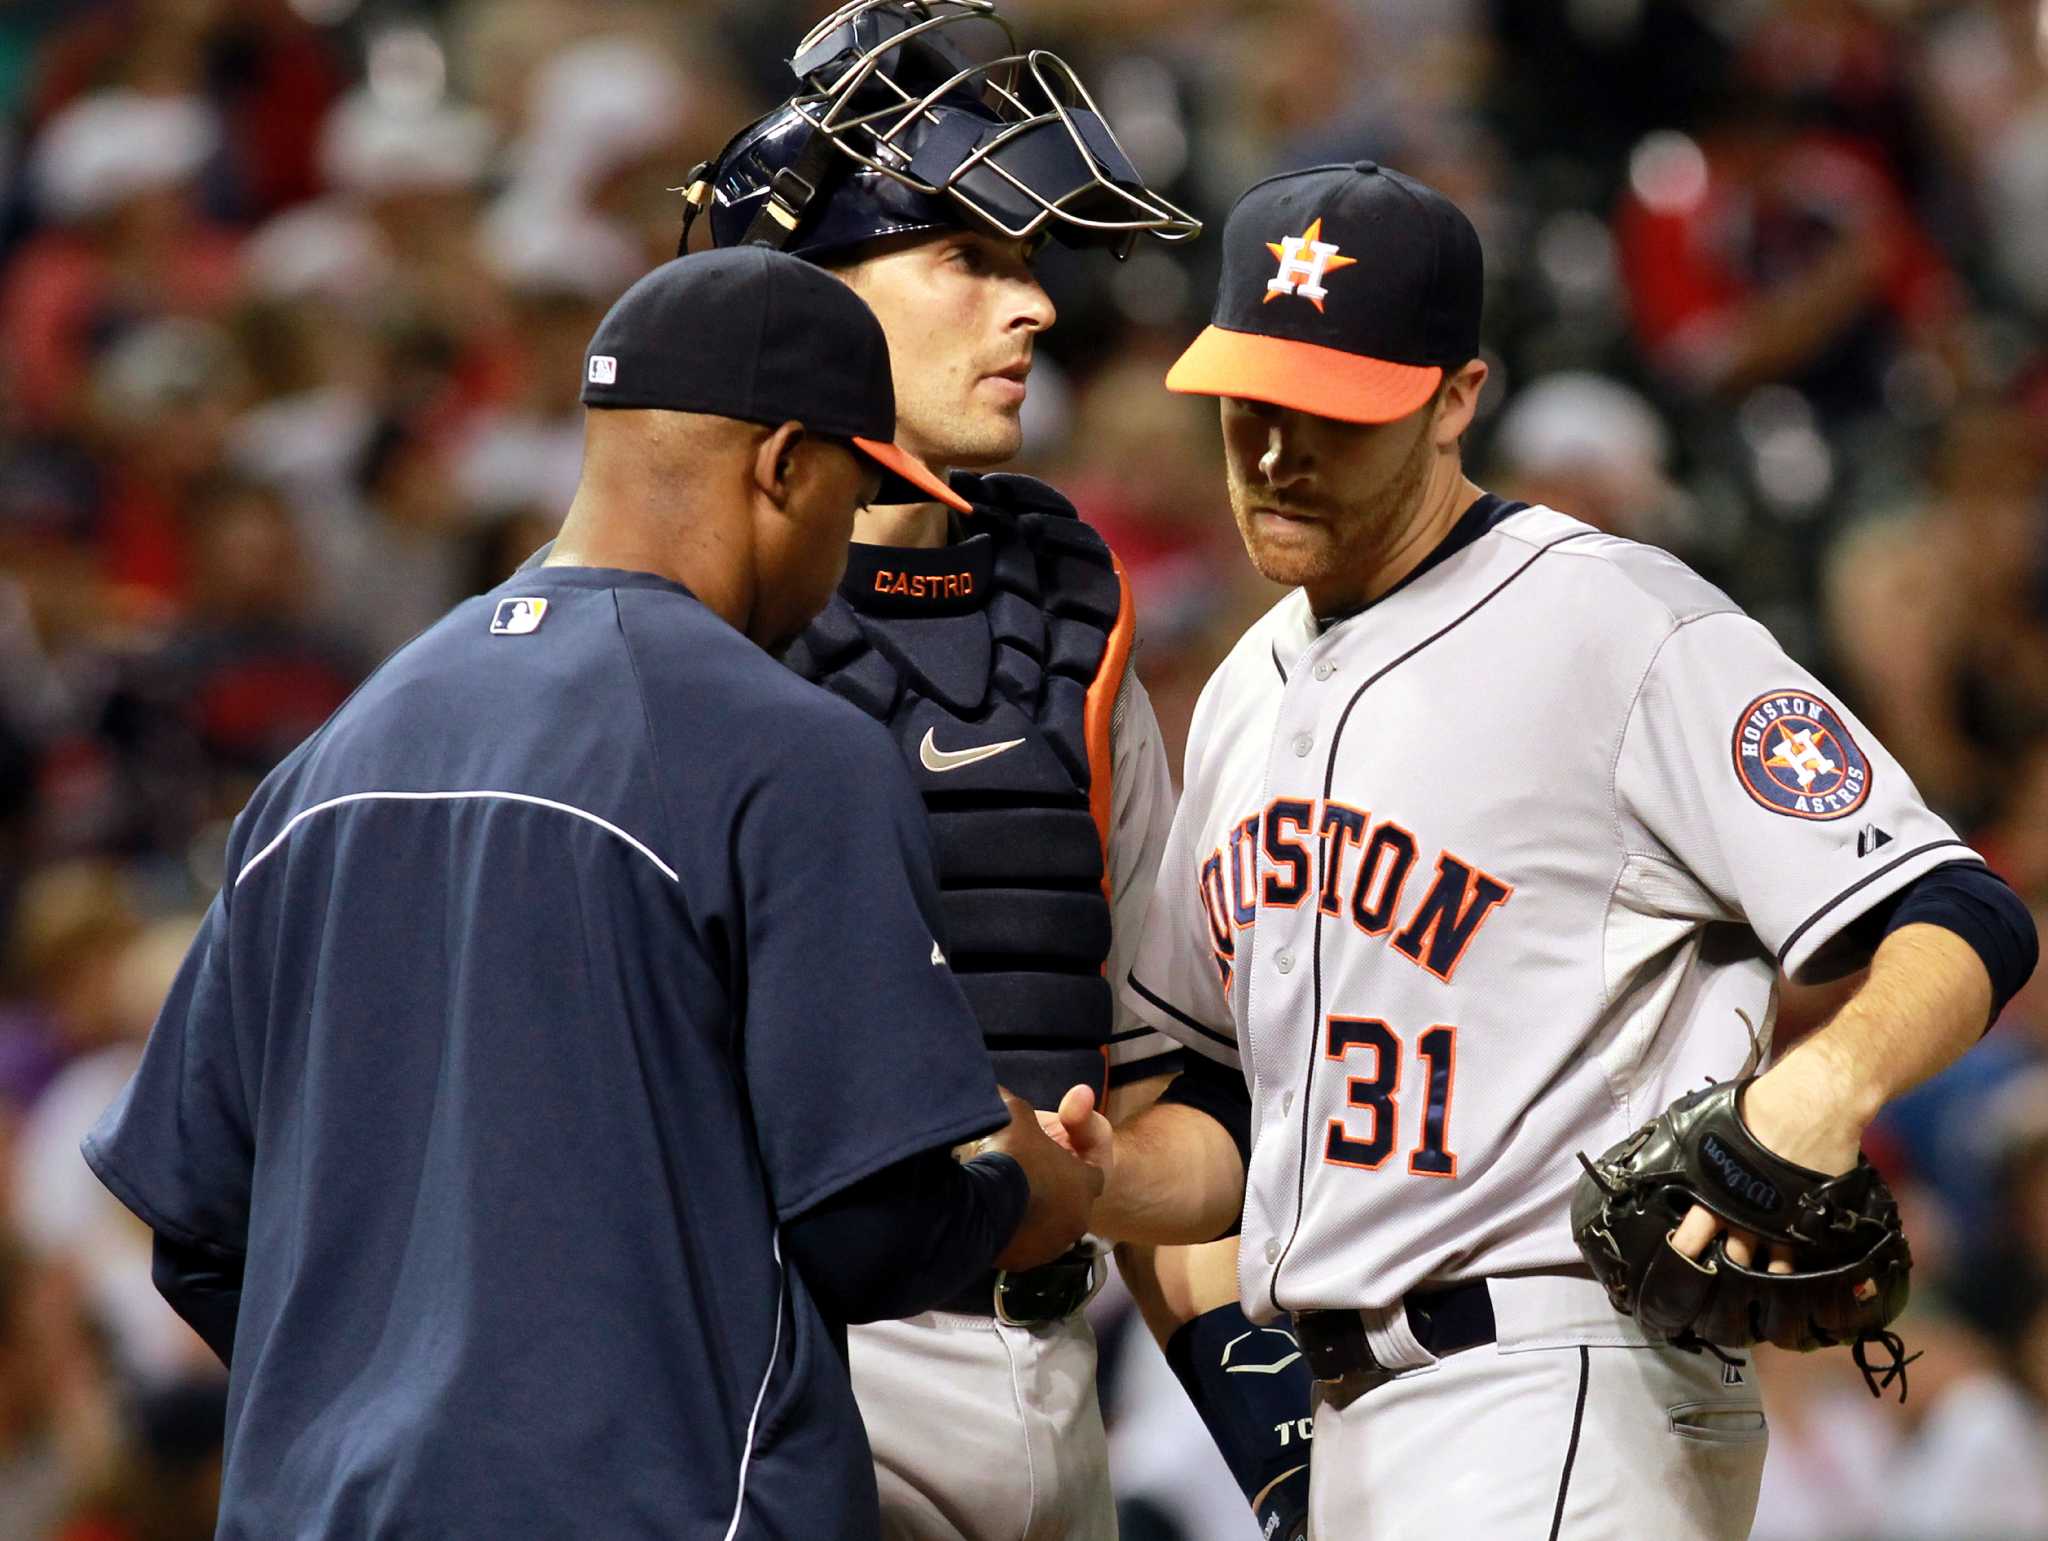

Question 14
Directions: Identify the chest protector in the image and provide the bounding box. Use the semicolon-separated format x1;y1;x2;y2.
782;473;1131;1109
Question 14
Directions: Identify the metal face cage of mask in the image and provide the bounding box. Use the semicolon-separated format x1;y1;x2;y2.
678;0;1200;259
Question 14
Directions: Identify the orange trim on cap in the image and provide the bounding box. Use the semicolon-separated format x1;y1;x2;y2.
1165;325;1444;425
851;436;973;514
1084;550;1135;1106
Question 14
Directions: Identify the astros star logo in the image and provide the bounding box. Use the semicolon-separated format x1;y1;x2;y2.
1265;218;1357;311
1764;725;1837;792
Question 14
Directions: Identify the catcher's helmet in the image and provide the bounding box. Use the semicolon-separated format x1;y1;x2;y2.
677;0;1198;261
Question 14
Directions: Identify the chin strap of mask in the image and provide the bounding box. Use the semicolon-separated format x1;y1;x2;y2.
673;161;715;257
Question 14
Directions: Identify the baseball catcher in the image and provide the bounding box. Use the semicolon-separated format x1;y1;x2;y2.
658;7;1315;1540
1572;1075;1917;1399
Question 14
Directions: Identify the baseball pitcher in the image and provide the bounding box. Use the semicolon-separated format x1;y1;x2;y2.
1060;160;2038;1541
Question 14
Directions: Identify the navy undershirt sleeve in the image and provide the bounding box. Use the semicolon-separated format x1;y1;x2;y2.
1109;1046;1184;1089
783;1151;1028;1324
1157;1049;1253;1167
1156;1052;1251;1240
1880;860;2038;1024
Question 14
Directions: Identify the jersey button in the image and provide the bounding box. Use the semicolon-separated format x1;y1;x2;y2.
1313;660;1335;681
1281;1091;1293;1114
1264;1239;1281;1264
1291;731;1313;757
1276;949;1294;974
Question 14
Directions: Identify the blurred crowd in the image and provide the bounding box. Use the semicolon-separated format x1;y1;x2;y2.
0;0;2045;1536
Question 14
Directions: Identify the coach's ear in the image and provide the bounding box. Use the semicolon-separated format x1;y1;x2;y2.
751;420;809;510
1433;357;1490;450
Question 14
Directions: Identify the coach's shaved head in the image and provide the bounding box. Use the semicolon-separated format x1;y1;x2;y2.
549;406;876;653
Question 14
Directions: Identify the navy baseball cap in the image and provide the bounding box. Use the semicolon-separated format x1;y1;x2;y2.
581;246;969;513
1167;162;1482;424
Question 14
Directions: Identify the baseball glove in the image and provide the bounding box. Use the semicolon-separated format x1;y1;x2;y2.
1571;1077;1916;1398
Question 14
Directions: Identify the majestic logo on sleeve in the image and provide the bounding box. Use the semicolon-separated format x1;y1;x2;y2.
1732;691;1871;820
1264;218;1357;311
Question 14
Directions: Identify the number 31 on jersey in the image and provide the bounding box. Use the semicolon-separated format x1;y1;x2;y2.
1323;1016;1458;1179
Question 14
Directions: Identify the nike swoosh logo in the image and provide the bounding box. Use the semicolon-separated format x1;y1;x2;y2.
919;728;1026;774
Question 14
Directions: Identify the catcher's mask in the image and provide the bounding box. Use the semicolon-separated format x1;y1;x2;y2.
676;0;1199;261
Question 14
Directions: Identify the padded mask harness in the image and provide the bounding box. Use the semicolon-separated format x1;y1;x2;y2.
783;473;1123;1108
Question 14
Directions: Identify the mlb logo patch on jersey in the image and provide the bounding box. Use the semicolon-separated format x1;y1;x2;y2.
489;597;549;636
1731;690;1870;820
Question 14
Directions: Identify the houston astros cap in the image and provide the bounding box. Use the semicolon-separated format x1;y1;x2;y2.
580;246;970;513
1166;161;1482;424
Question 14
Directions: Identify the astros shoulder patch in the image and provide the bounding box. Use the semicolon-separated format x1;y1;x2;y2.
1731;690;1871;820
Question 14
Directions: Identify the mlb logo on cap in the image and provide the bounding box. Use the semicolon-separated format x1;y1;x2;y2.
490;597;549;635
587;355;618;386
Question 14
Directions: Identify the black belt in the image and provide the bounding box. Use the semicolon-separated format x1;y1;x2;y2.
933;1244;1102;1326
1293;1279;1497;1381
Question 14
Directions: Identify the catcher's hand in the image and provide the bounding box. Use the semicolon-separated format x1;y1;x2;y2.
1571;1077;1915;1398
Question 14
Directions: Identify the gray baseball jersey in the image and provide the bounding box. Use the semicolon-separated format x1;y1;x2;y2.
1124;499;1979;1325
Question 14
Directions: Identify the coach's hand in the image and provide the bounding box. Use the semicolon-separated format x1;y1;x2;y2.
985;1091;1105;1270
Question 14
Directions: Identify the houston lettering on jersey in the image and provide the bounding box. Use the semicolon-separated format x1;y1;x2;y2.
1199;798;1513;988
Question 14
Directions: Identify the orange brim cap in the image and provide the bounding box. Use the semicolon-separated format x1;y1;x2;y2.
852;437;972;514
1165;325;1443;425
